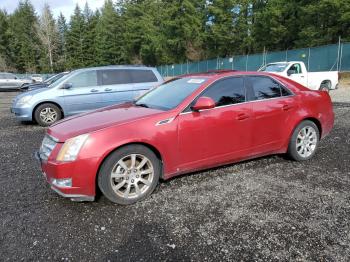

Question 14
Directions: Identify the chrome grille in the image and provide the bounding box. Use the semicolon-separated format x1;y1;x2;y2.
39;134;57;161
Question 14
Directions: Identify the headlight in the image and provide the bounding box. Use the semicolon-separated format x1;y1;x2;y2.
56;134;89;162
17;95;33;106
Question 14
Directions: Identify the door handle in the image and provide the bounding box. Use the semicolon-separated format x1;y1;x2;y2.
282;105;294;111
236;113;249;121
104;88;112;91
90;89;99;93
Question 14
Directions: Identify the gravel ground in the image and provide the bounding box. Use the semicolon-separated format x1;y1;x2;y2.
330;79;350;103
0;91;350;261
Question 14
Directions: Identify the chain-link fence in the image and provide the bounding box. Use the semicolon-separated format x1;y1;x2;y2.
158;42;350;77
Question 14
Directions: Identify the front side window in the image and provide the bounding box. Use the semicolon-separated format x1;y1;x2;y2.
69;70;97;88
289;63;302;74
248;76;290;100
99;69;132;85
197;77;245;107
135;77;207;110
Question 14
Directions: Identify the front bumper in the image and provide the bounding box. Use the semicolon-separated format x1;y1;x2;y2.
35;151;96;202
10;106;33;121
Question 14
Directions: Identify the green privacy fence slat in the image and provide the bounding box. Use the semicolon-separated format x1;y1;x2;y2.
159;42;350;77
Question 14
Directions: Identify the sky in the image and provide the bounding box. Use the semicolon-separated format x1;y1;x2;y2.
0;0;106;18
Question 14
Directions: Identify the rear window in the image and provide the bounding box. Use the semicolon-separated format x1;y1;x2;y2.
248;76;291;100
130;69;158;83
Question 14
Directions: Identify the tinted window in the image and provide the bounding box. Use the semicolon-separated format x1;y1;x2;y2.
135;77;207;110
130;70;158;83
69;70;97;88
198;77;245;107
99;69;131;85
249;76;289;100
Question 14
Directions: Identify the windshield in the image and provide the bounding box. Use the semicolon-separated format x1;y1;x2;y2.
135;77;208;110
259;63;288;72
48;71;73;88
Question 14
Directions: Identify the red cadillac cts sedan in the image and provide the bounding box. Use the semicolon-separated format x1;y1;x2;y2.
37;71;334;204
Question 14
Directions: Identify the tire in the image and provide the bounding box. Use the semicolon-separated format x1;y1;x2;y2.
98;145;161;205
287;120;320;161
319;81;331;92
34;103;62;127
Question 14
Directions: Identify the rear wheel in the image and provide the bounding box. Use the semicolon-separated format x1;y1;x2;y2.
34;103;62;127
98;145;161;205
287;120;320;161
319;81;331;92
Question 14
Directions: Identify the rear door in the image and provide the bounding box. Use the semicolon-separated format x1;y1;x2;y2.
246;75;296;155
130;69;160;98
178;76;253;171
98;69;135;107
63;70;104;115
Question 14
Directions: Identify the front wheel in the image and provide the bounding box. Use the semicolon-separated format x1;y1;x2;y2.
34;103;62;127
287;120;320;161
98;145;161;205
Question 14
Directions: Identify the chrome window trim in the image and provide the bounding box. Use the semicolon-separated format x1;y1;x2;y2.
179;74;295;116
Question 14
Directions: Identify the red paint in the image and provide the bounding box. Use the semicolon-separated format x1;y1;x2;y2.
41;71;334;198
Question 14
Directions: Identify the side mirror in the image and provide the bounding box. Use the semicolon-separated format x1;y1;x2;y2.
62;83;73;89
287;70;296;76
191;96;215;112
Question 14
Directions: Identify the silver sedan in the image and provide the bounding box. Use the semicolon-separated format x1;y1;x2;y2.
0;73;32;90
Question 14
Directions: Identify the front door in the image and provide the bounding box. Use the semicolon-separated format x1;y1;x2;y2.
288;63;307;87
177;76;253;171
63;70;104;116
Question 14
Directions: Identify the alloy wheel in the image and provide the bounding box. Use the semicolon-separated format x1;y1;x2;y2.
296;126;318;158
110;154;154;199
39;107;58;124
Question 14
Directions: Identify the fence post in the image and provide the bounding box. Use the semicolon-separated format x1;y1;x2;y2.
307;48;311;71
337;36;341;71
245;54;249;71
339;43;343;71
187;60;189;74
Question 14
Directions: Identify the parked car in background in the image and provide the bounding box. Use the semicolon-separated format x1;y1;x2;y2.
258;61;339;91
37;71;334;204
11;66;163;126
20;72;70;92
31;74;44;83
0;72;32;90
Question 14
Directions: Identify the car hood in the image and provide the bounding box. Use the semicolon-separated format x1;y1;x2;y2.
48;103;164;141
13;87;51;103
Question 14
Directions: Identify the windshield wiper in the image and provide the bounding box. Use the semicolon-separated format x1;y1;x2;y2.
135;103;149;108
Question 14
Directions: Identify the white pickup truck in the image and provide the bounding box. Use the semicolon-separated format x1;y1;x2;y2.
258;61;339;91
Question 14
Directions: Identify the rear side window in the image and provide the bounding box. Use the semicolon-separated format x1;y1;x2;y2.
69;70;97;88
198;77;245;107
99;69;132;85
130;70;158;83
248;76;290;100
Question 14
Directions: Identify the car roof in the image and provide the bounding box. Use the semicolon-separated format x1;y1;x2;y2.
177;70;284;80
73;65;157;72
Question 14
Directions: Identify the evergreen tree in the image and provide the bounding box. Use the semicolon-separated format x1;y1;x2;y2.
66;5;86;69
0;10;9;70
57;13;68;71
7;0;40;72
83;4;99;67
95;0;127;65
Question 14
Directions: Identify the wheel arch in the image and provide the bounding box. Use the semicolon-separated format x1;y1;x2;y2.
95;142;164;195
320;79;332;89
32;101;65;122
